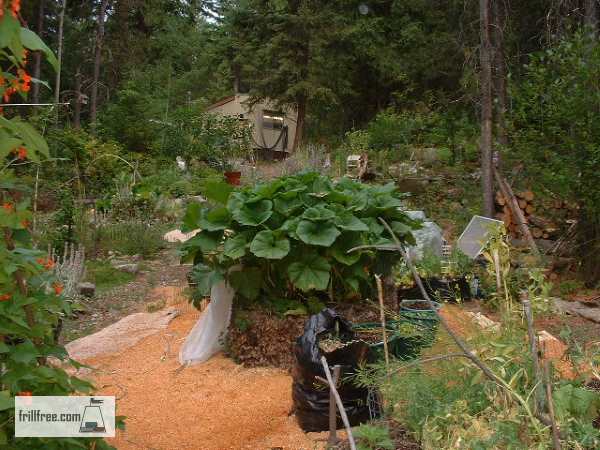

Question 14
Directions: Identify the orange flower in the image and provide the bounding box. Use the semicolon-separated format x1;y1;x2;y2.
17;69;31;92
2;202;13;212
37;257;55;270
52;283;64;296
3;86;16;102
17;147;27;160
20;219;29;228
17;391;32;396
11;0;20;17
0;293;11;302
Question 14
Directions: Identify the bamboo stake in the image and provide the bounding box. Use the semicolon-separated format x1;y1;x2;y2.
327;365;341;447
321;356;356;450
374;274;390;372
522;291;546;414
543;361;562;450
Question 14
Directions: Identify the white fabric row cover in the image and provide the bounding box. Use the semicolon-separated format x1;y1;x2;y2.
179;280;234;365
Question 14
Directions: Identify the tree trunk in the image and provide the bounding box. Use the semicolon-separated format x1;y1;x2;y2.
585;0;598;38
90;0;110;129
293;96;306;152
492;0;508;153
30;0;45;105
579;206;600;287
54;0;67;121
480;0;495;217
73;67;82;129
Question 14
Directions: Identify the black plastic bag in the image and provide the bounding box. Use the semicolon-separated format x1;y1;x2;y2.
292;308;374;432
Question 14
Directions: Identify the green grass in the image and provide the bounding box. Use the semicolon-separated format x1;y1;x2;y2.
86;260;136;292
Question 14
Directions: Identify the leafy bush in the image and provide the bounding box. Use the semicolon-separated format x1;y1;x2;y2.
159;107;252;170
181;173;419;310
80;220;168;259
509;32;600;283
0;9;119;448
354;423;395;450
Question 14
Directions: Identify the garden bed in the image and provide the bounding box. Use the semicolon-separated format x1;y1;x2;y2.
226;308;306;369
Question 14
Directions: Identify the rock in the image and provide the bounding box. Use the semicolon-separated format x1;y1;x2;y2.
130;254;142;262
554;298;600;323
465;311;500;331
163;228;200;243
538;330;567;360
78;282;96;298
115;263;139;274
66;308;180;360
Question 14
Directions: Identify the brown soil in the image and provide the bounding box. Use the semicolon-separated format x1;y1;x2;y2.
226;309;306;370
83;307;331;450
226;302;386;371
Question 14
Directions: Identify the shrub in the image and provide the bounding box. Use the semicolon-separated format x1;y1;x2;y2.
181;172;419;312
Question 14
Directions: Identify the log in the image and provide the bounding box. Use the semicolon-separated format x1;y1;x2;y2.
528;215;556;230
518;199;528;209
522;190;535;202
495;192;506;206
526;204;535;215
494;169;540;257
532;227;544;239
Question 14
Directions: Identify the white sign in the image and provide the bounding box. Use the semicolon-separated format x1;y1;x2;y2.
15;396;116;437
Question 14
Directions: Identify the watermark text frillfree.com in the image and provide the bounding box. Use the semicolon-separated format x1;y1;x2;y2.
15;396;115;437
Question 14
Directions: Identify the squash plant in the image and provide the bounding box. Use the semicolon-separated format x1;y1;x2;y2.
181;172;419;310
0;5;119;449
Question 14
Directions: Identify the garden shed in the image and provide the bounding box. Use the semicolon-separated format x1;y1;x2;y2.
206;93;298;156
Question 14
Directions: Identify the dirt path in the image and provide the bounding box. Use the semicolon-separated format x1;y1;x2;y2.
82;307;328;450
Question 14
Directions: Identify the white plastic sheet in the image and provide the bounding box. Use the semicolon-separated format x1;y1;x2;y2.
179;280;234;365
456;215;504;259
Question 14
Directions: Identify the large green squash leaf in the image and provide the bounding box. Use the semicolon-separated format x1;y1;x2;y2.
296;220;340;247
224;233;248;259
250;230;290;259
274;195;303;216
302;205;335;221
232;199;273;226
182;202;202;232
335;211;369;231
288;255;331;291
229;267;262;300
199;207;230;231
190;264;224;296
202;178;233;204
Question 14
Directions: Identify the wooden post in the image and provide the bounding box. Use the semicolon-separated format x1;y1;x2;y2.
327;365;341;447
375;275;390;372
543;361;562;450
321;357;356;450
522;291;545;414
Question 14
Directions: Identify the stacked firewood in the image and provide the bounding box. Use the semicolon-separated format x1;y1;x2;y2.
494;190;572;240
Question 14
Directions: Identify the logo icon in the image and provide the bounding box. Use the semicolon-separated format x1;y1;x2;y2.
79;398;107;433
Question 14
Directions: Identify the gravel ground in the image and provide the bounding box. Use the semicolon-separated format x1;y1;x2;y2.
84;308;332;450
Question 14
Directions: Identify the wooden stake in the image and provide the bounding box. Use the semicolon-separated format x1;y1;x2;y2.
522;291;545;414
321;356;356;450
327;365;341;447
543;360;562;450
375;274;390;372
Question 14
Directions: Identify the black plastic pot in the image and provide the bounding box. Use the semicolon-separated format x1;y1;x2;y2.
292;309;375;432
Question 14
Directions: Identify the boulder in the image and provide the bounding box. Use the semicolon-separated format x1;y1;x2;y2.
115;263;139;274
66;308;180;360
77;282;96;298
